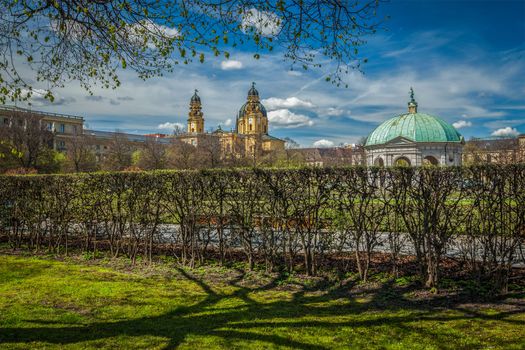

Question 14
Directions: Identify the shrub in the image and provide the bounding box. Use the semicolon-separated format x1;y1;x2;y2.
0;165;523;293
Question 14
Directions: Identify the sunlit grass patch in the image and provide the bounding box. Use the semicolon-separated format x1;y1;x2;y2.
0;254;523;349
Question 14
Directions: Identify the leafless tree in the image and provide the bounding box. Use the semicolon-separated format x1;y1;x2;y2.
167;138;197;169
289;169;333;276
355;136;368;147
135;136;168;170
462;142;484;165
335;167;391;282
196;135;222;169
0;110;55;170
65;132;98;172
227;170;262;270
101;132;134;171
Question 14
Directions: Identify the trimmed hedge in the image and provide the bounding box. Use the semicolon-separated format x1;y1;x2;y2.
1;166;524;291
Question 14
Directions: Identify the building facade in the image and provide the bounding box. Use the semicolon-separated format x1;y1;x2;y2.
462;136;525;165
290;146;365;167
0;105;84;152
364;89;464;166
173;83;285;157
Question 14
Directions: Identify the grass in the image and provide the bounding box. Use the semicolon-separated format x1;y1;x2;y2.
0;254;524;349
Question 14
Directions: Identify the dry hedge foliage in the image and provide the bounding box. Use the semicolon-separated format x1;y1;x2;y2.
1;165;524;292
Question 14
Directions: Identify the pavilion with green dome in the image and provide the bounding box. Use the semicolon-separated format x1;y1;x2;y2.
364;88;465;166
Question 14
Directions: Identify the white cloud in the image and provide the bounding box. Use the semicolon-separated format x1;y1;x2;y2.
224;118;232;126
263;96;315;110
131;21;179;50
382;31;452;58
12;27;525;145
452;120;472;129
313;139;334;148
141;21;179;38
303;55;520;125
460;105;504;119
242;8;281;37
50;19;88;40
158;122;184;130
267;109;314;128
483;119;524;129
288;70;303;77
220;60;244;70
491;127;519;137
324;107;346;117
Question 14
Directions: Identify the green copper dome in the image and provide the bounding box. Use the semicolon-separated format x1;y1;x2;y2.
365;112;463;147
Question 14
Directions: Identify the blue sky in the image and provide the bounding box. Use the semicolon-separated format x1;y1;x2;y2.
21;0;525;147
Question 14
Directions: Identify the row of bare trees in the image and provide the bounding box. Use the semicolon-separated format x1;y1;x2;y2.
0;118;264;173
0;108;324;174
73;132;307;172
1;166;524;292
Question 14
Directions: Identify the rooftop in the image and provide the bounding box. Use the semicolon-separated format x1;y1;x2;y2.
0;105;84;121
85;130;172;144
365;89;463;147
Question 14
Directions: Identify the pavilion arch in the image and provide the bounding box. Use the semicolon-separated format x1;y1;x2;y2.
374;157;385;167
423;155;439;166
394;156;411;167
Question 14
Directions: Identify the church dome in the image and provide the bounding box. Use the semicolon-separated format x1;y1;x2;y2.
237;101;267;119
237;82;267;120
365;112;463;147
365;88;463;147
190;89;201;103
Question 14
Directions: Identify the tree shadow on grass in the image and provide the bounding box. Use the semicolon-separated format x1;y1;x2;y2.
0;267;524;349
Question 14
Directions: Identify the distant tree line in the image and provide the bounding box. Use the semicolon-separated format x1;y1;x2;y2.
1;166;524;293
0;114;307;174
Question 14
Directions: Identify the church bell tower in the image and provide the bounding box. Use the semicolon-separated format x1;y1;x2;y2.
188;89;204;133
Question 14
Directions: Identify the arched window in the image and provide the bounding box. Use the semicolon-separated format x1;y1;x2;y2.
374;157;384;167
423;155;439;166
394;156;411;167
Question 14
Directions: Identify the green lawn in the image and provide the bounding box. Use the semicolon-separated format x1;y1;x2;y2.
0;254;523;349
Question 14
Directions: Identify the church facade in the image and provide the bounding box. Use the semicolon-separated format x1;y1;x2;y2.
174;83;285;157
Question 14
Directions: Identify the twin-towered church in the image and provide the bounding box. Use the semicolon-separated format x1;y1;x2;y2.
174;82;285;157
